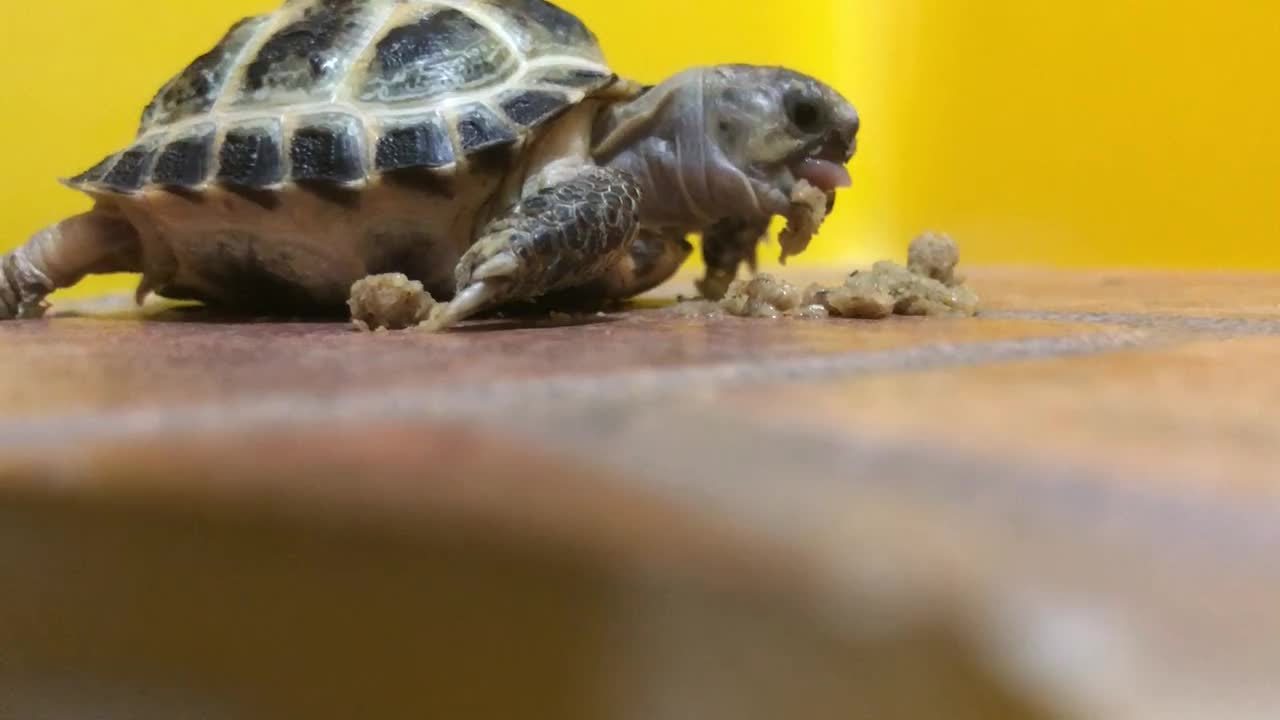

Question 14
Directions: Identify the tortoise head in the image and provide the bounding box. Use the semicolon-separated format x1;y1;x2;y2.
593;65;859;229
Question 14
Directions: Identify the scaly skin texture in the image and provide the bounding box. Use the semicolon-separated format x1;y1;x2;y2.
543;229;694;308
697;218;770;301
0;211;139;319
595;66;859;301
428;166;642;329
0;251;54;320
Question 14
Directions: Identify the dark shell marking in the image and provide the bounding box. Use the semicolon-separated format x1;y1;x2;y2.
101;144;160;193
481;0;599;60
455;103;518;154
139;16;269;132
291;114;366;184
376;114;456;171
499;89;573;128
68;155;119;187
511;0;595;46
152;125;217;188
68;90;574;194
237;0;384;104
361;8;517;104
218;121;286;188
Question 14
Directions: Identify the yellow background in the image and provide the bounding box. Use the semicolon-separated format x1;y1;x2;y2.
1;1;1276;299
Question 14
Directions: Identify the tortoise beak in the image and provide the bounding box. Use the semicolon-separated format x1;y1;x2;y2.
789;106;859;187
814;106;860;165
833;100;861;161
791;137;855;193
795;107;859;213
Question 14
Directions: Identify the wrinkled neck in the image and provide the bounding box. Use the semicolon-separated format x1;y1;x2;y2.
600;140;709;229
593;73;764;231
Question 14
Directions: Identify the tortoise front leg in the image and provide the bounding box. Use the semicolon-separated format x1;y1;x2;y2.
0;207;141;320
548;229;693;305
695;217;770;301
429;166;642;330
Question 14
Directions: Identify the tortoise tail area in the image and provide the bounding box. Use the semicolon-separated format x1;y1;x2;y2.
1;207;142;320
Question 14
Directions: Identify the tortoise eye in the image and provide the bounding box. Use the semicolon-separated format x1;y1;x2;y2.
785;92;825;134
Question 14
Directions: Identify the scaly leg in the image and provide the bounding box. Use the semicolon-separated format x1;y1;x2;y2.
547;229;693;305
696;217;770;300
0;207;140;320
430;166;642;330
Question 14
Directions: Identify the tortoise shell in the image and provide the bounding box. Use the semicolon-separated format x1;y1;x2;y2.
65;0;617;196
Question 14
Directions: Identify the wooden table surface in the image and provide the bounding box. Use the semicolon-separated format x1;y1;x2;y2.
2;268;1279;719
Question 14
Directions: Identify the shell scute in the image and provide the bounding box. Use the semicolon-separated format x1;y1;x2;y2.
290;113;366;184
476;0;602;62
511;0;595;47
523;66;613;89
218;120;286;188
139;16;270;133
359;7;518;104
67;154;119;187
454;103;519;155
235;0;387;107
152;125;217;188
101;143;160;193
376;114;456;172
498;88;573;128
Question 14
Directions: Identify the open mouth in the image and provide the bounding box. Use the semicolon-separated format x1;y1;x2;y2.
790;136;855;193
793;157;852;191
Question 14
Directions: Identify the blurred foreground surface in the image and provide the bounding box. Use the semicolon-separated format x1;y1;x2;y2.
2;268;1280;719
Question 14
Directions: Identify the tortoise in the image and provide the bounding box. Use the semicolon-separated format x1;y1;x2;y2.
0;0;859;329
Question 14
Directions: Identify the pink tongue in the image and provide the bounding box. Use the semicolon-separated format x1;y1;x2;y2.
795;158;852;191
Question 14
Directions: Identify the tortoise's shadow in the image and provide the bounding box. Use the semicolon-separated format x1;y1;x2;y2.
50;298;646;331
51;304;334;326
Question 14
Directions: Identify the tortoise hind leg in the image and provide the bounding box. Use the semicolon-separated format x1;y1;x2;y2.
0;207;141;319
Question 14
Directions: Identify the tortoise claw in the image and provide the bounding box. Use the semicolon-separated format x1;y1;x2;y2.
423;278;503;332
434;166;643;330
469;251;521;283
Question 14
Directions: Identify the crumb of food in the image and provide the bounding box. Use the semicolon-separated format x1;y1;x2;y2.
825;259;980;318
907;232;963;286
670;278;828;321
720;274;804;318
824;272;896;319
676;232;978;323
348;273;439;331
778;180;829;264
787;303;831;319
801;283;830;308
